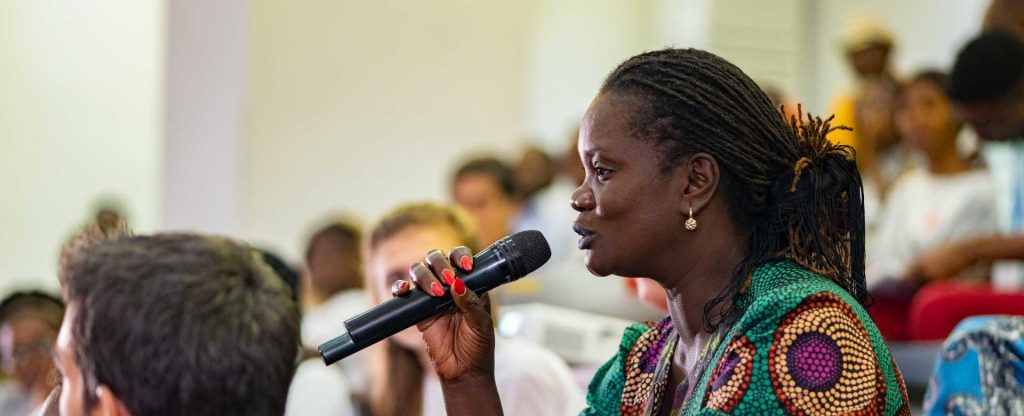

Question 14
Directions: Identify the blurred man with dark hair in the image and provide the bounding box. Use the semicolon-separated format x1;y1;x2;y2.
451;156;521;247
55;234;299;416
0;292;63;416
304;220;364;305
948;31;1024;143
985;0;1024;40
300;219;369;400
512;146;556;201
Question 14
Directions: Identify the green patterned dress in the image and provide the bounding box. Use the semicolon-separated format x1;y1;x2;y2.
581;260;910;415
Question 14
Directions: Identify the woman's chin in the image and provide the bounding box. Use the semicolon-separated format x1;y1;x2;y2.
583;250;614;277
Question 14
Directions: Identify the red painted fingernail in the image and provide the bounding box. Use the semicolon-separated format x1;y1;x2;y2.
460;255;473;270
453;278;466;296
391;280;409;296
430;282;445;297
441;269;456;285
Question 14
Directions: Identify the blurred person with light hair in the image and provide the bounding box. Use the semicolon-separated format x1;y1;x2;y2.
367;202;583;416
0;291;64;416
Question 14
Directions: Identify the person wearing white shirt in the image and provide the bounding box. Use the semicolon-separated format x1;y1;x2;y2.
869;71;997;289
259;249;358;416
905;34;1024;287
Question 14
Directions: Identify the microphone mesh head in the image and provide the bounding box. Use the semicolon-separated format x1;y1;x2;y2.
509;230;551;275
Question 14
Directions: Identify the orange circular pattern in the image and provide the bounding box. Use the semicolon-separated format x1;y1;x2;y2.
703;335;756;413
768;293;885;415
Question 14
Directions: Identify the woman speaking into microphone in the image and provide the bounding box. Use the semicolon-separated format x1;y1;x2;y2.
394;48;910;415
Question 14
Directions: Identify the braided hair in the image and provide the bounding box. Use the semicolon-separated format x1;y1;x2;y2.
601;49;867;331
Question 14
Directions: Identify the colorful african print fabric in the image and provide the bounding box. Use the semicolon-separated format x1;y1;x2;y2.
581;260;910;415
923;315;1024;415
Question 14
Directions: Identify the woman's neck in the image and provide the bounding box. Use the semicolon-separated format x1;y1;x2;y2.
927;145;970;175
659;234;746;352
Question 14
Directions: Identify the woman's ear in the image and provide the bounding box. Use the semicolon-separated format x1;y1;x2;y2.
678;153;720;217
92;385;131;416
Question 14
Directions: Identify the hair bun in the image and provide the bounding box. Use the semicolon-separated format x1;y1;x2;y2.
760;107;868;303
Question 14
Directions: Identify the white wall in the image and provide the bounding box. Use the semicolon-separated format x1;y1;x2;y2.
0;0;163;294
522;0;661;150
162;0;246;236
705;0;809;105
242;0;532;259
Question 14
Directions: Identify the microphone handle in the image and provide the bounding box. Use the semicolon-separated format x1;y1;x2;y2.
319;245;512;365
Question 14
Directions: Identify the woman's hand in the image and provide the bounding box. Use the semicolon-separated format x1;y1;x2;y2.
391;246;496;382
392;246;504;415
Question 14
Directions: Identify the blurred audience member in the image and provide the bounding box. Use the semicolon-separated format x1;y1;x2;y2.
94;208;123;235
367;202;583;416
259;249;356;416
869;71;996;289
452;157;521;247
0;292;63;416
866;72;996;340
907;32;1024;289
560;128;585;187
513;146;557;202
857;78;912;200
513;143;578;263
56;234;299;415
829;15;899;151
985;0;1024;39
923;315;1024;414
631;278;668;313
301;219;370;393
827;17;907;229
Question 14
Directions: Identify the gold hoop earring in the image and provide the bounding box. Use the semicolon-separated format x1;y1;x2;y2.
685;203;697;231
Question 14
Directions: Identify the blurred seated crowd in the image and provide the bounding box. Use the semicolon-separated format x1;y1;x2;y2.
3;1;1024;414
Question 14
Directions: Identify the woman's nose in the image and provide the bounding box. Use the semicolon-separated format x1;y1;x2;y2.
570;185;594;212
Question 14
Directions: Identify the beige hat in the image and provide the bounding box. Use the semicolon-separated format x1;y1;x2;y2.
841;15;894;53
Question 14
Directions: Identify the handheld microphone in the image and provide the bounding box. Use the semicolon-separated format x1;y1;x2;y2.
318;230;551;365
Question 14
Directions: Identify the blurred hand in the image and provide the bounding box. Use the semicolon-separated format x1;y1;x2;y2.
904;240;978;283
391;247;496;382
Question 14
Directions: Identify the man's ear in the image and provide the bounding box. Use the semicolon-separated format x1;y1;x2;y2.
92;385;131;416
677;153;720;217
